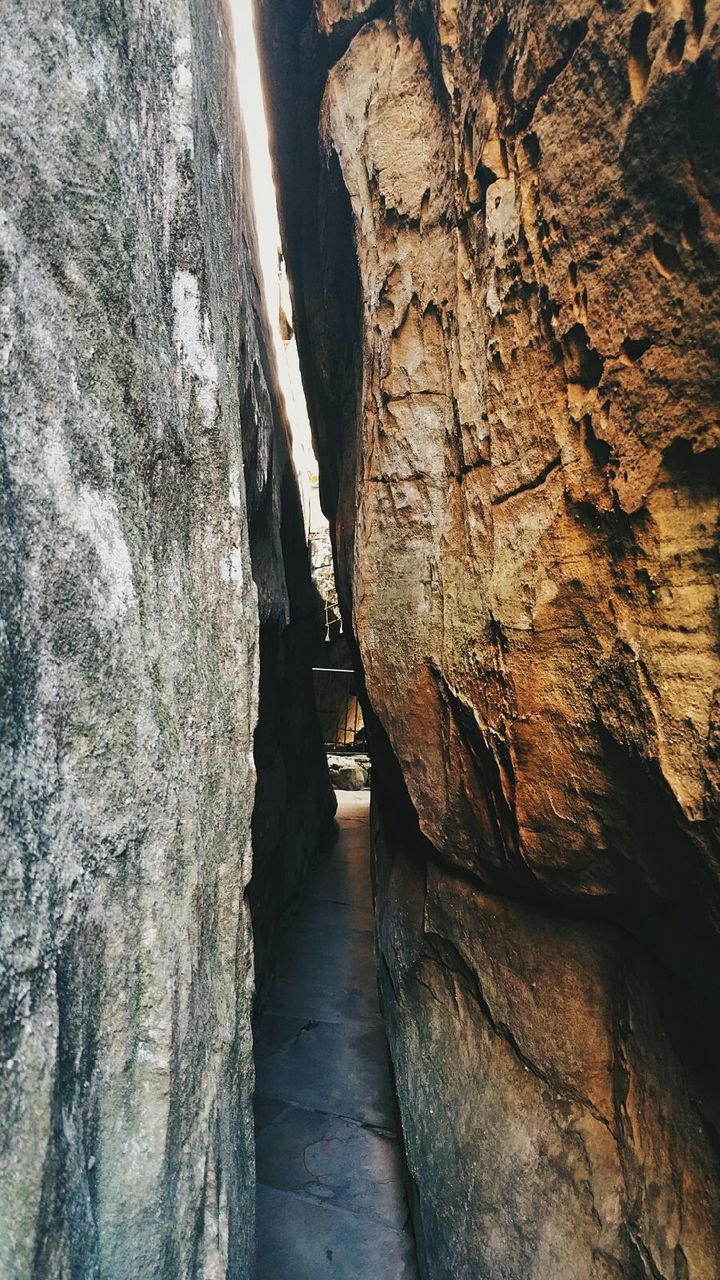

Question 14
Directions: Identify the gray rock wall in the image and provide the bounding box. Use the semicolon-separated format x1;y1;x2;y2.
0;1;330;1275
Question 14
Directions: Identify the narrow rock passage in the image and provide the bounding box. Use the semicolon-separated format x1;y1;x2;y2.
254;790;419;1279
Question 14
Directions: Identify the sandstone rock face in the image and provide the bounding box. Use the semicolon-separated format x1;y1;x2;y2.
257;1;720;1275
0;2;329;1275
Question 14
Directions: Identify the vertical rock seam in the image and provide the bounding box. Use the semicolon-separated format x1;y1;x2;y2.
256;1;720;1277
0;1;331;1277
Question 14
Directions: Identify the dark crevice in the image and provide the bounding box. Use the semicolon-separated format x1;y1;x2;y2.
512;18;589;132
629;11;652;104
491;452;562;505
480;15;510;91
561;322;605;388
323;0;396;73
621;335;653;362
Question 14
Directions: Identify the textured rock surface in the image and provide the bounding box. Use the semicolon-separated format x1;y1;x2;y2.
0;1;329;1276
257;1;720;1275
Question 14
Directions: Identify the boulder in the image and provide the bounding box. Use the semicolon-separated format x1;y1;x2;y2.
328;754;371;790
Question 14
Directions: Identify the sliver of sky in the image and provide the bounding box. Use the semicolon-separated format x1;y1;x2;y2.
229;0;317;512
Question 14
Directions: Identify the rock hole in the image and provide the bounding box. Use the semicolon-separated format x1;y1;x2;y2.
629;12;652;104
651;232;682;277
575;284;588;323
681;202;700;249
462;113;475;190
561;323;605;389
474;164;503;214
480;16;510;89
662;436;720;487
521;131;541;167
583;414;612;467
550;215;566;243
691;0;705;39
666;20;686;66
621;335;653;361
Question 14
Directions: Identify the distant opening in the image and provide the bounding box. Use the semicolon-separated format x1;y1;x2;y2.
233;31;408;1272
230;0;327;551
312;668;366;753
231;5;344;772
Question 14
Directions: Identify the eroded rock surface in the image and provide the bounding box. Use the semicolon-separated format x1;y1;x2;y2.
0;1;329;1275
257;1;720;1274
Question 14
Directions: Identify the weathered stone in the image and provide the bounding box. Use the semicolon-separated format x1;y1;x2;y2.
0;2;330;1276
257;1;720;1275
328;754;371;790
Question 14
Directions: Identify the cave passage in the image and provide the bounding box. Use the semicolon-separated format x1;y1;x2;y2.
4;0;720;1275
253;791;420;1279
227;9;420;1271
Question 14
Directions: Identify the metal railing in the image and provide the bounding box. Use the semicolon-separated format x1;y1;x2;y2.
312;667;365;753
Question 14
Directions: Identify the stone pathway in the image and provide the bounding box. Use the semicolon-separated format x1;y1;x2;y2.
255;789;419;1279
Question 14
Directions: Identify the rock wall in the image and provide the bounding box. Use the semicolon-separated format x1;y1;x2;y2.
0;1;330;1276
256;2;720;1276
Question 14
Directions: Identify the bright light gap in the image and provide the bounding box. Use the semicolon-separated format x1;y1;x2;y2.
229;1;321;532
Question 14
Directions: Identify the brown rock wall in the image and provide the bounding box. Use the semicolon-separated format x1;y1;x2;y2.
257;1;720;1274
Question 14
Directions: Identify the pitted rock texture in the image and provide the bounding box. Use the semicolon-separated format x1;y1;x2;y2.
256;1;720;1275
0;1;330;1276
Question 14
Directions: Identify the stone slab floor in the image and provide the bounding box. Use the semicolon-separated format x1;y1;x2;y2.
255;789;419;1279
